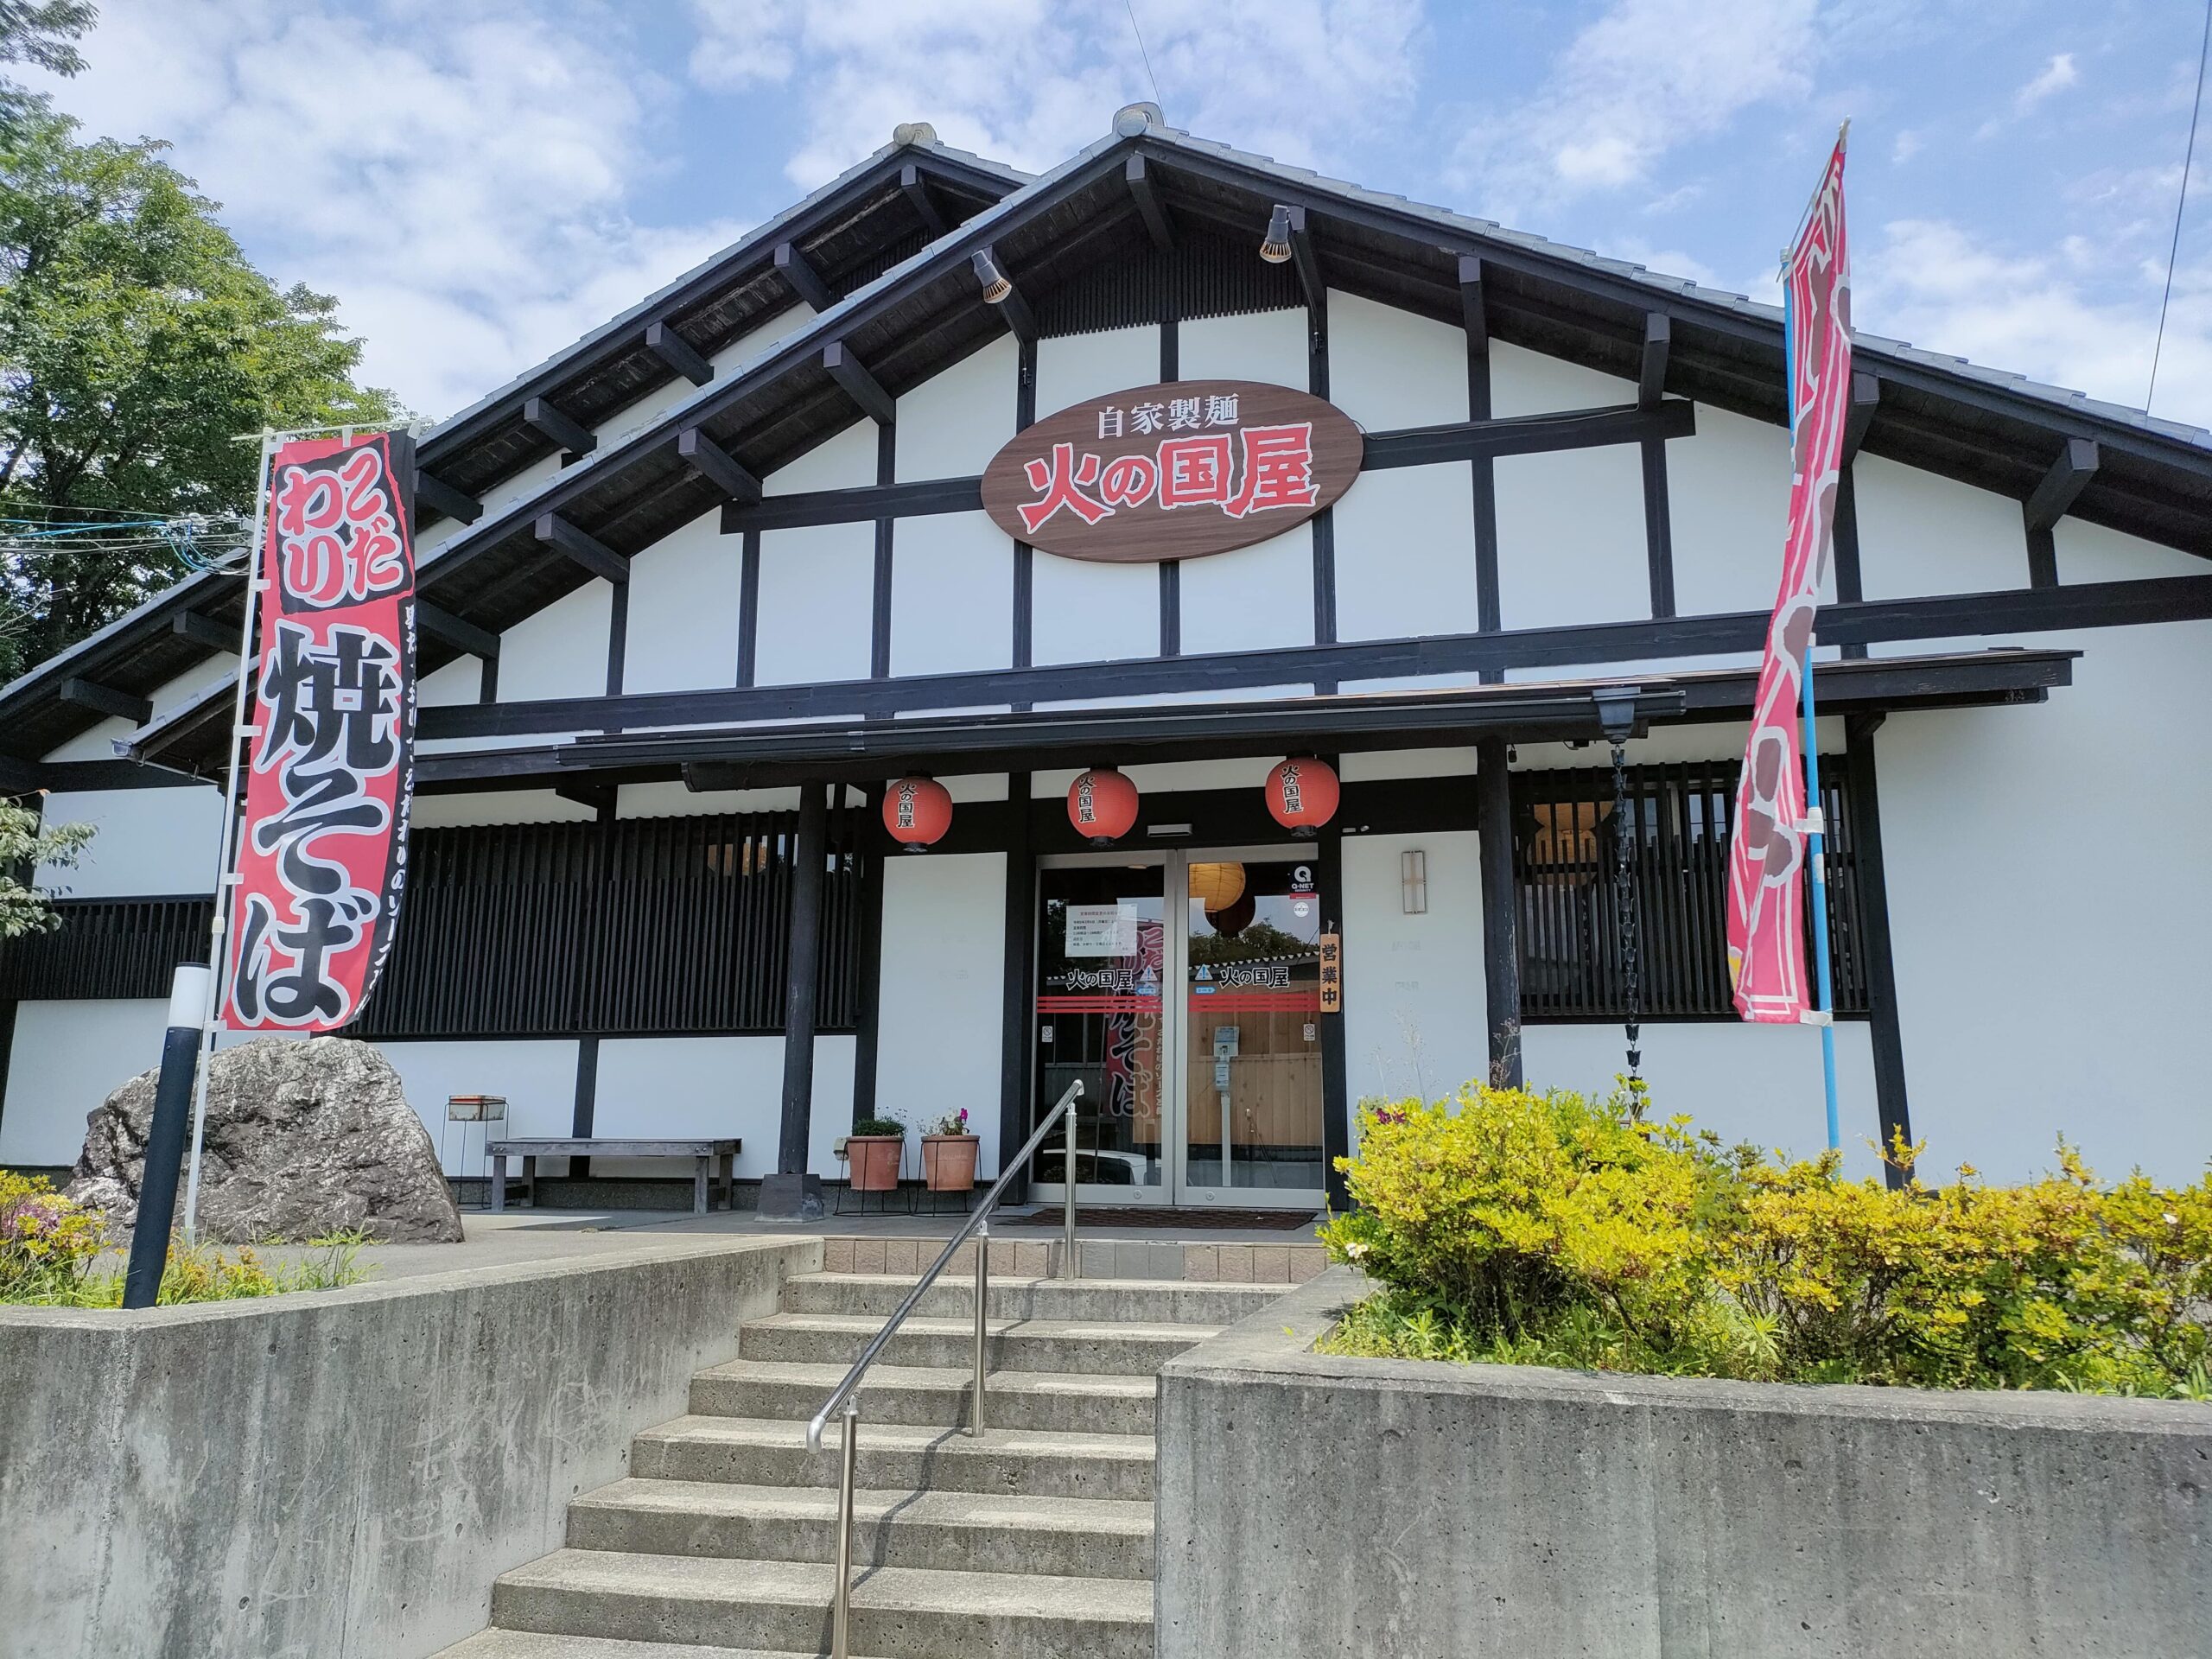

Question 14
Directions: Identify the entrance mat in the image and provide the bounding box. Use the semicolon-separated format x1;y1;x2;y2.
1005;1205;1318;1230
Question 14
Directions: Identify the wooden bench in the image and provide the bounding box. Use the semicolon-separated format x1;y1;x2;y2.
486;1138;740;1216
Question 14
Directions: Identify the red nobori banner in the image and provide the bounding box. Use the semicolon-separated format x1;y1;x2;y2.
1726;134;1851;1023
225;431;417;1032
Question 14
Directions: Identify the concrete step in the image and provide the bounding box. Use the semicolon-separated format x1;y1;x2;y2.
630;1414;1154;1501
435;1630;835;1659
690;1358;1157;1435
567;1478;1154;1579
739;1310;1210;1376
492;1548;1154;1659
781;1270;1285;1326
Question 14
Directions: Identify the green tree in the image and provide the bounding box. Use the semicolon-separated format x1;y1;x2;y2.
0;794;90;938
0;107;397;677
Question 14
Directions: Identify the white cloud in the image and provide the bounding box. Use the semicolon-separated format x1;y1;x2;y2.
2015;52;2078;112
35;0;745;423
1891;129;1922;163
688;0;1424;187
1446;0;1818;212
1855;219;2212;428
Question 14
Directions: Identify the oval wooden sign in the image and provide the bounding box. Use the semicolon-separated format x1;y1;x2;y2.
980;378;1364;563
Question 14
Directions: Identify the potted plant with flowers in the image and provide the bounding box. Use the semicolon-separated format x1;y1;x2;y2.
921;1109;980;1193
845;1114;907;1193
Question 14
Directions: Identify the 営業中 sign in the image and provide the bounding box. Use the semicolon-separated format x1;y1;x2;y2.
980;380;1363;563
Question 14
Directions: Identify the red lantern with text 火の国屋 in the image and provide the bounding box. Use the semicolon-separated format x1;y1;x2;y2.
1068;766;1140;846
1265;756;1339;837
883;776;952;852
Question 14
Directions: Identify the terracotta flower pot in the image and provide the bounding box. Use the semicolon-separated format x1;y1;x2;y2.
846;1135;904;1192
922;1134;979;1192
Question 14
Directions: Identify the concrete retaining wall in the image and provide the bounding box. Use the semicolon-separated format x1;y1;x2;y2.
1157;1269;2212;1659
0;1235;819;1658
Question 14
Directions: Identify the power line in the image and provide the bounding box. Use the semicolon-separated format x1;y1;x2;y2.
2149;0;2212;414
1123;0;1164;117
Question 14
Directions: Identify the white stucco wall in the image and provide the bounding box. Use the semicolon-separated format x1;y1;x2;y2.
753;520;874;686
1522;1020;1884;1182
1667;402;1797;620
1326;290;1466;431
0;998;174;1166
1178;308;1305;387
1490;341;1636;418
34;786;223;898
896;334;1017;481
1874;620;2212;1187
2053;516;2206;583
1854;452;2028;601
592;1033;855;1179
622;505;740;694
1032;551;1158;666
871;851;1007;1173
416;654;482;709
1036;323;1160;414
1342;830;1486;1118
1178;524;1314;657
375;1038;582;1174
767;419;879;494
1332;462;1479;641
498;578;613;702
1494;442;1649;631
890;512;1014;677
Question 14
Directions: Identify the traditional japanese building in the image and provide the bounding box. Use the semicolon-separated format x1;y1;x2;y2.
2;109;2206;1209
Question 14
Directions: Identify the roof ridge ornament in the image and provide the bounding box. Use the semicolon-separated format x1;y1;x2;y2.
892;122;938;147
1114;102;1163;137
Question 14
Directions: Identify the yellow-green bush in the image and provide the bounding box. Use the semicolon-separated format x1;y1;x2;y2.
1318;1085;2212;1398
0;1171;105;1300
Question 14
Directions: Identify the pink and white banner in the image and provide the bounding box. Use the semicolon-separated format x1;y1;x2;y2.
1726;134;1851;1023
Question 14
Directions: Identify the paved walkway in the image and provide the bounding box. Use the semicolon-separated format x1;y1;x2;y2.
227;1203;1325;1287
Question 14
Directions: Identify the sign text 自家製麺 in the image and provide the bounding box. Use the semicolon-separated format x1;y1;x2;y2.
979;379;1363;563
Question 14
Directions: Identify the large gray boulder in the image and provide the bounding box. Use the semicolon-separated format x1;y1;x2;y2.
67;1036;464;1243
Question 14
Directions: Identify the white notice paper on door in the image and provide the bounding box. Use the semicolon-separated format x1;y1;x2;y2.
1065;903;1139;957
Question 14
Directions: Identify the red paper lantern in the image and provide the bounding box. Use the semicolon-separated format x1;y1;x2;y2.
1265;756;1339;837
1068;766;1140;846
883;775;952;852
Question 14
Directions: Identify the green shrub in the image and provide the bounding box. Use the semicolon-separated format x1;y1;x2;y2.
0;1171;105;1300
1318;1085;2212;1398
850;1116;907;1138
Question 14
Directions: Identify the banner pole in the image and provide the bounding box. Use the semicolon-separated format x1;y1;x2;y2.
1801;639;1842;1153
182;429;275;1243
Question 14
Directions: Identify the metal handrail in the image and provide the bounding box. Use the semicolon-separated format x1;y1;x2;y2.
807;1079;1084;1659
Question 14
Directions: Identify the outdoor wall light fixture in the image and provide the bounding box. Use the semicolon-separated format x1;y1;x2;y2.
1401;849;1428;915
1258;205;1294;264
971;248;1013;303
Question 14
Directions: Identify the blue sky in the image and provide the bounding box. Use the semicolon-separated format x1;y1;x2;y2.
34;1;2212;429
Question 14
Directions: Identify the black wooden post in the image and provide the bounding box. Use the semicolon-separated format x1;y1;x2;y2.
1475;736;1523;1088
762;783;829;1218
1845;716;1913;1187
849;785;887;1131
996;776;1037;1204
1315;810;1351;1209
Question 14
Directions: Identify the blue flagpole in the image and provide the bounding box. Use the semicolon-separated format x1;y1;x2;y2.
1802;651;1841;1153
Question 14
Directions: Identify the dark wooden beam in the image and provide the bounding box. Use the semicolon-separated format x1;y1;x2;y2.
413;468;482;524
2023;437;2099;588
1475;736;1522;1088
416;600;499;660
777;784;829;1173
899;163;946;237
522;397;594;461
1638;314;1670;410
644;321;712;388
1843;718;1911;1188
171;611;234;652
678;428;763;505
2024;437;2101;531
533;513;627;583
1458;255;1489;355
1126;155;1173;250
1842;372;1879;465
774;241;836;313
550;778;614;813
1285;204;1325;317
976;246;1039;344
59;677;151;723
1365;399;1694;469
822;340;894;426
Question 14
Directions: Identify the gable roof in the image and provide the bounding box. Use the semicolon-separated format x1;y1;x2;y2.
8;110;2209;775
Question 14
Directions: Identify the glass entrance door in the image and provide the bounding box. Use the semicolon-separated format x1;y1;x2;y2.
1032;850;1326;1210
